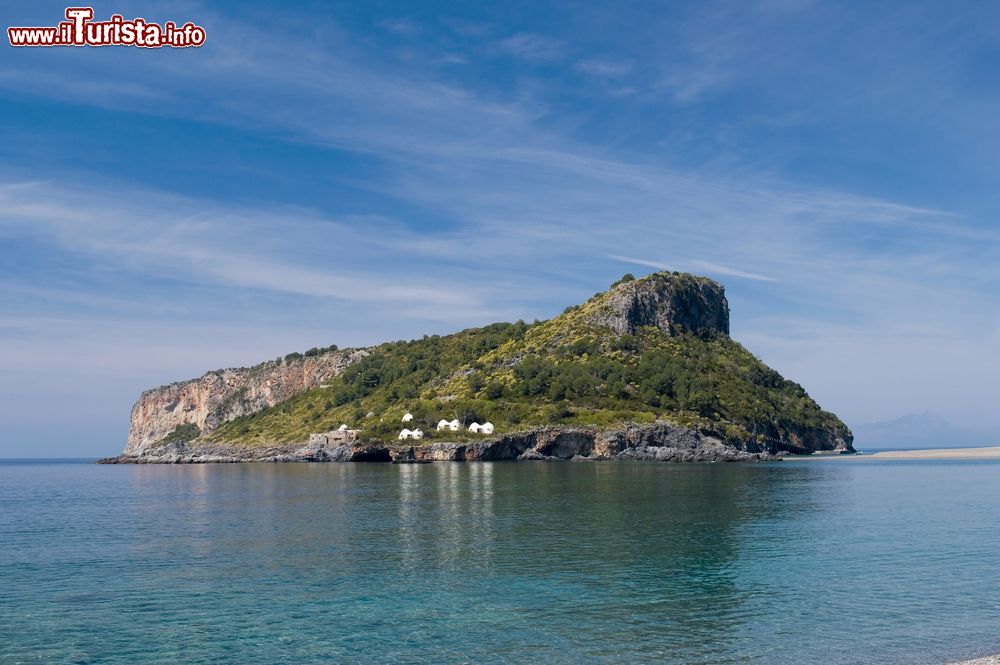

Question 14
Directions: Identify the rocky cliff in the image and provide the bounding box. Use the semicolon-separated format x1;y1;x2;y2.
104;419;851;465
588;273;729;338
124;348;367;456
102;423;785;464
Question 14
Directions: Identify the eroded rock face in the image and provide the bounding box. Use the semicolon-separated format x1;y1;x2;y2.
490;424;775;462
589;274;729;338
103;439;393;464
102;419;853;465
465;435;533;461
107;412;853;465
535;430;595;458
412;443;468;462
124;349;368;456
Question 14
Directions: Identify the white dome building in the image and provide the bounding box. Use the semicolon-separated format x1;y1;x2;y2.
480;422;495;434
398;428;413;440
468;422;482;433
449;419;461;431
402;412;414;423
412;429;424;440
437;419;451;431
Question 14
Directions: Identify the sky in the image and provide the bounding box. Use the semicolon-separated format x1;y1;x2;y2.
1;0;998;457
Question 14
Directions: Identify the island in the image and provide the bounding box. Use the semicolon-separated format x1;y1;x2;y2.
100;271;854;464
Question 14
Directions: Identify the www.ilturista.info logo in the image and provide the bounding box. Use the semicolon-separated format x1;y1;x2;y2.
8;7;206;48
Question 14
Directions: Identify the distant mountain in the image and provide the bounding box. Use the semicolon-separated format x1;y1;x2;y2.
851;413;1000;450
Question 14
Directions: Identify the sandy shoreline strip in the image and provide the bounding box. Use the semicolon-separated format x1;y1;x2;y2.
860;446;1000;460
784;445;1000;460
950;657;1000;664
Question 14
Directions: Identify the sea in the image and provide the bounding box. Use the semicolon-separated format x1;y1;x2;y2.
1;458;999;664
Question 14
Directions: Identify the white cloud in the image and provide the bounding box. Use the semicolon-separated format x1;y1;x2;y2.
496;32;565;61
379;18;423;36
443;18;492;38
575;57;633;78
688;260;778;282
0;181;487;312
609;255;777;283
609;255;676;272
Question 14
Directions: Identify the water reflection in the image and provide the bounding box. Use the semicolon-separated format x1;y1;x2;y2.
121;461;816;662
22;459;990;664
397;462;420;569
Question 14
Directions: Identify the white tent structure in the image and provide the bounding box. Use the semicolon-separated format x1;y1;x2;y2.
468;422;482;433
412;429;424;440
402;412;414;422
480;422;495;434
437;419;451;431
337;424;349;431
449;419;460;431
398;429;413;440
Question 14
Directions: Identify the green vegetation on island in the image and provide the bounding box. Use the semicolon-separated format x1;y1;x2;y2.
208;271;850;450
161;423;201;445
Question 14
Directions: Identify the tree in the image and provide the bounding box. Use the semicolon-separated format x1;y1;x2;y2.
467;371;484;394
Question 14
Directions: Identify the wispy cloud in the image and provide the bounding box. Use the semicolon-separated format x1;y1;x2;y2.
443;18;492;38
610;256;777;282
496;32;565;62
0;181;487;312
575;57;633;78
378;18;423;36
609;255;676;272
688;260;778;282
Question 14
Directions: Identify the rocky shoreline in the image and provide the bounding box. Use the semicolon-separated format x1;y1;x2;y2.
98;422;850;464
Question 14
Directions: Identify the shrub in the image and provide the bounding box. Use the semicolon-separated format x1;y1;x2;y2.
612;273;635;286
160;423;201;444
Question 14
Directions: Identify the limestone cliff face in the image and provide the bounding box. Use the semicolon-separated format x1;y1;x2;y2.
588;273;729;338
124;349;367;456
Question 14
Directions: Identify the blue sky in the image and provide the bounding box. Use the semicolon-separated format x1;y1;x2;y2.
2;0;999;457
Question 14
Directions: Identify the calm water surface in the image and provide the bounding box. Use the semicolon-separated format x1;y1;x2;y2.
1;459;999;664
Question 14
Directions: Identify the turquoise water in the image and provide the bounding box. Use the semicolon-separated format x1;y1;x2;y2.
2;459;999;664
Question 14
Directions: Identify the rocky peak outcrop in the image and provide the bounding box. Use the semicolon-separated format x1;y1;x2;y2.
589;272;729;338
124;348;367;456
